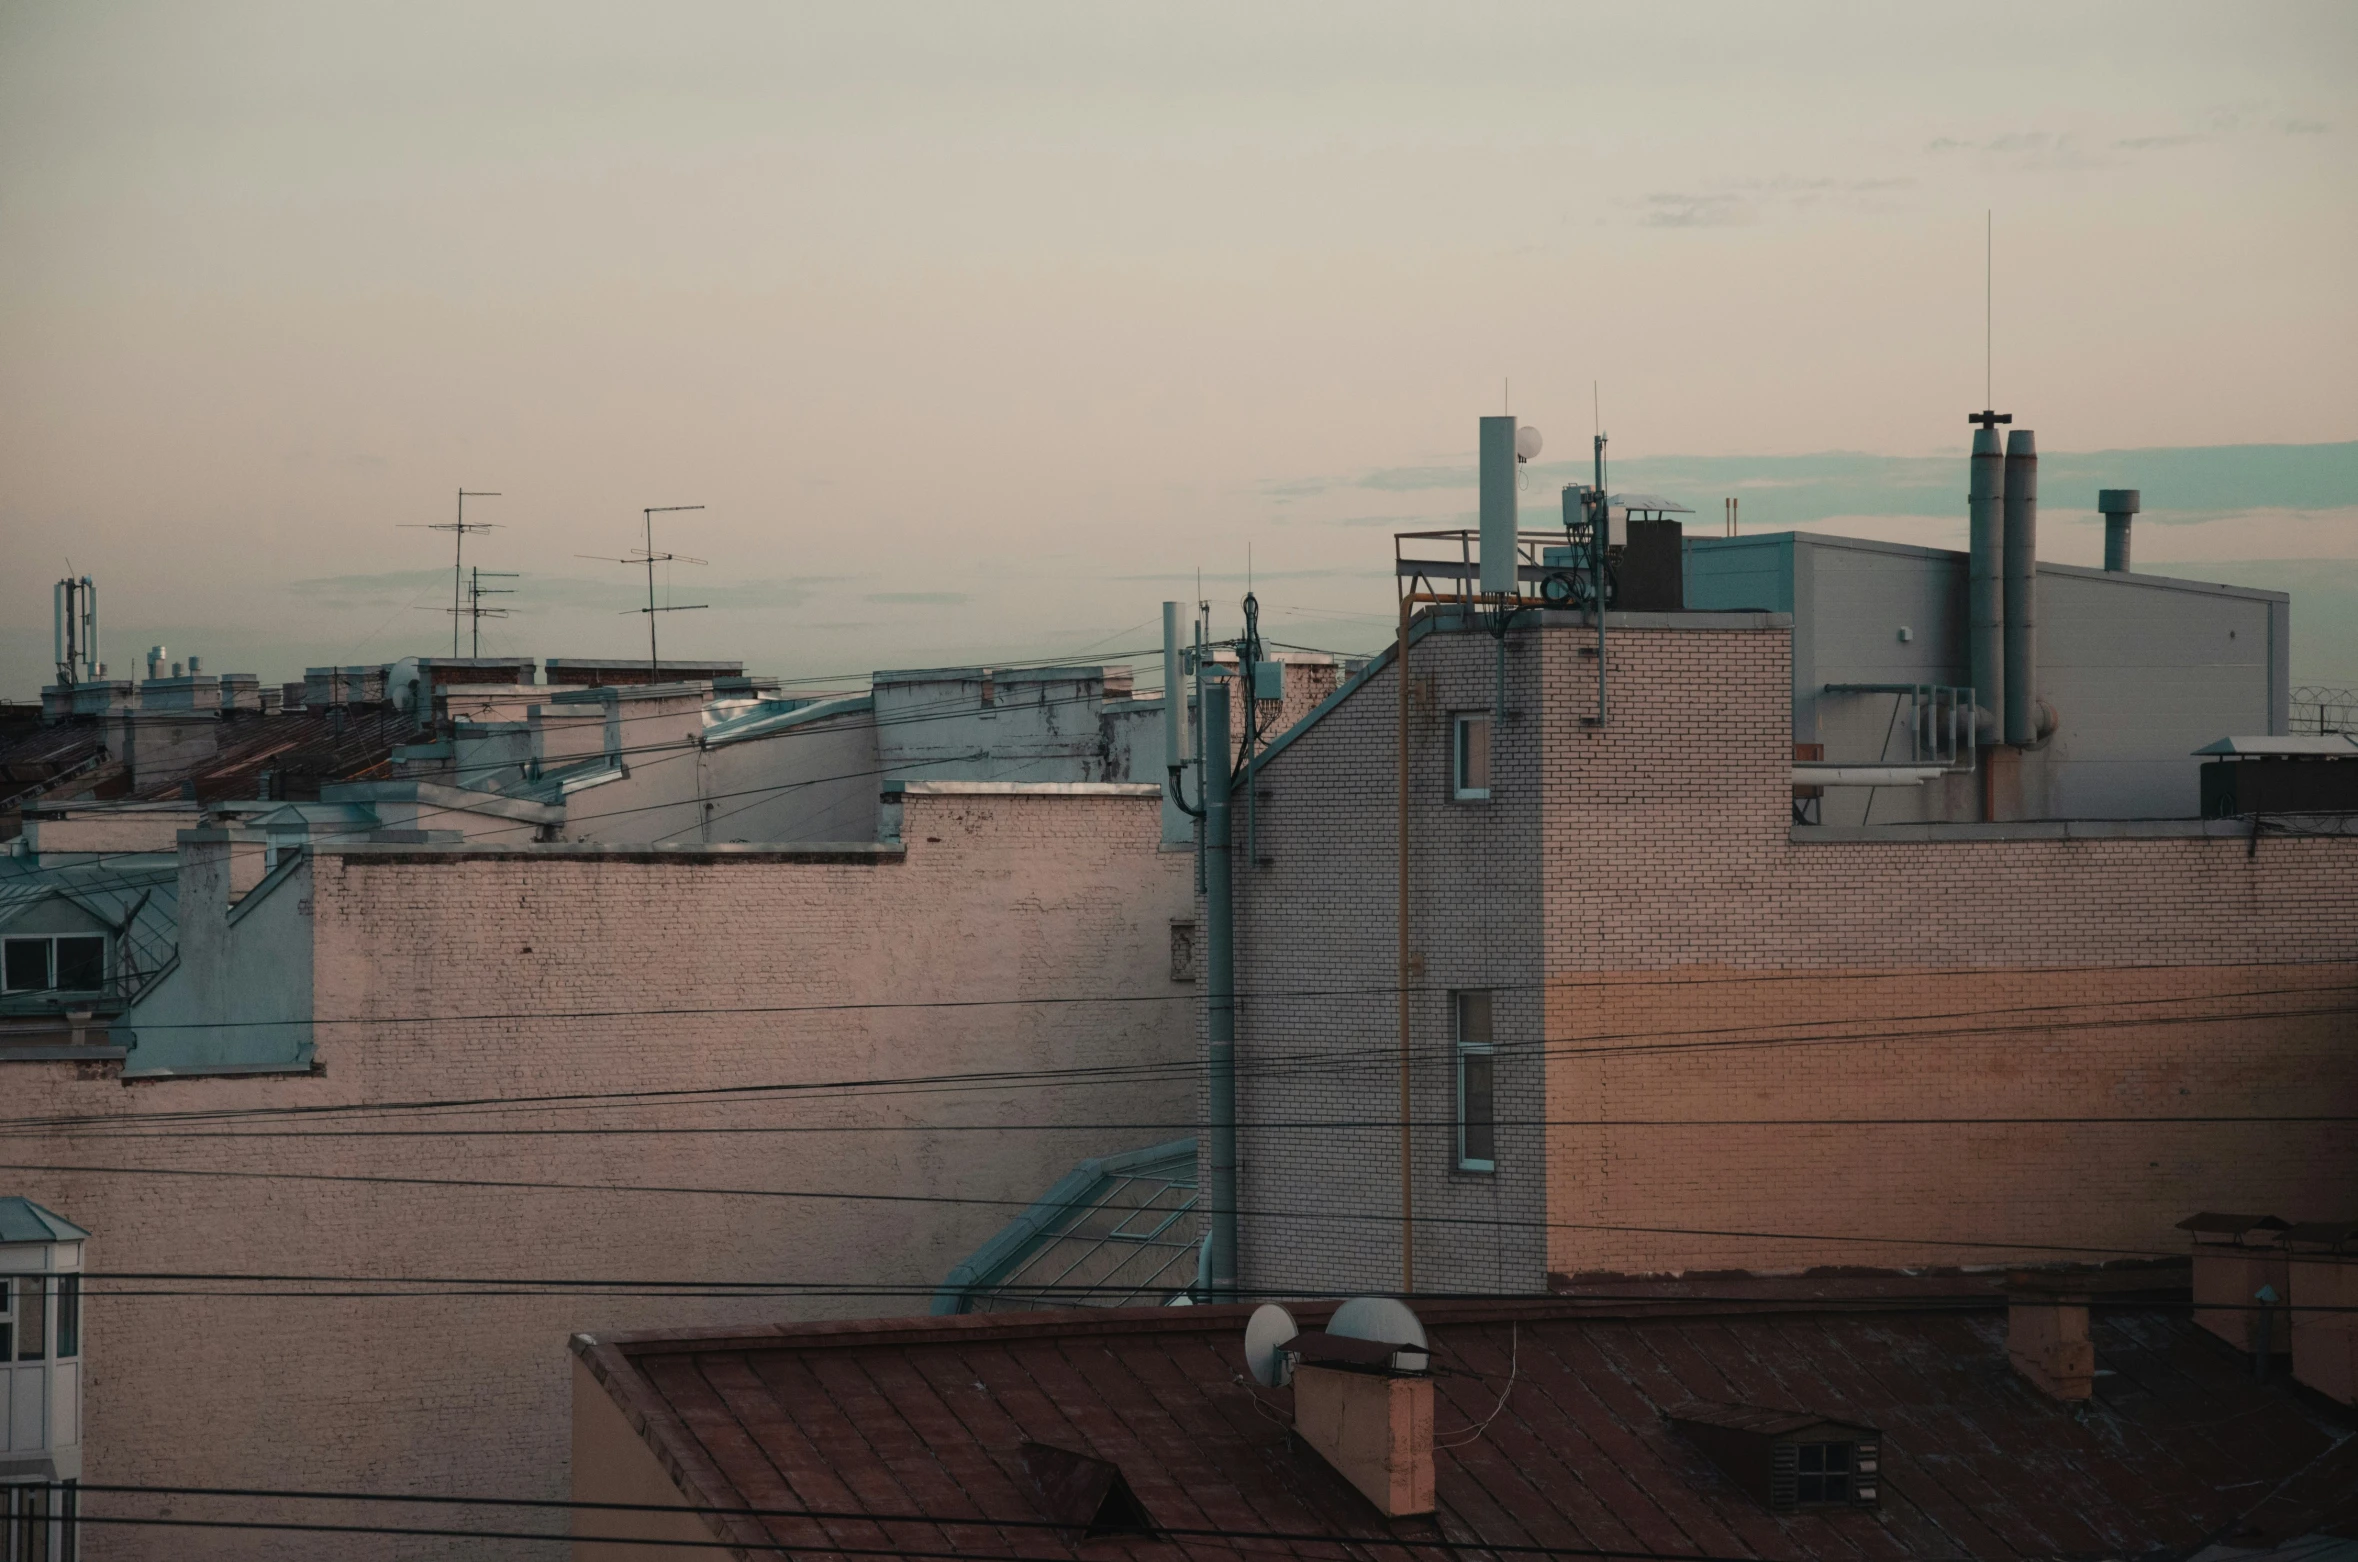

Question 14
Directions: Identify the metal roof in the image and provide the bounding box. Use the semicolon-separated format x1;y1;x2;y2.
576;1289;2358;1559
933;1139;1200;1314
2194;735;2358;757
0;1197;89;1244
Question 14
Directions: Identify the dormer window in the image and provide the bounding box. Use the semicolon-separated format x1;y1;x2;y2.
3;935;107;996
1670;1402;1881;1512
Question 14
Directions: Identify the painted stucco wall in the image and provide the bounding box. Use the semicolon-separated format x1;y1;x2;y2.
0;789;1191;1560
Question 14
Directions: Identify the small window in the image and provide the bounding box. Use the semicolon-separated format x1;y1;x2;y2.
3;937;49;994
16;1275;46;1361
54;936;105;993
56;1275;79;1360
1796;1441;1852;1505
1453;713;1491;800
1455;990;1495;1171
1169;922;1197;984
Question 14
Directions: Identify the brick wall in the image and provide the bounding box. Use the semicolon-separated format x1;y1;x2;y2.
1232;612;2358;1298
2;790;1191;1560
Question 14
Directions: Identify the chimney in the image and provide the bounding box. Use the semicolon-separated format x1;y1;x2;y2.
2177;1212;2290;1360
1967;419;2007;737
2004;1272;2095;1401
1287;1332;1434;1517
2282;1220;2358;1407
2099;489;2139;573
2002;428;2038;746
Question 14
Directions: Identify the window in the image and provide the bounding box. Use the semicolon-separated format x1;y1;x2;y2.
2;935;106;996
0;1275;10;1360
1453;713;1491;800
55;1276;78;1360
1796;1441;1851;1505
1169;923;1197;984
15;1276;44;1361
1455;990;1495;1171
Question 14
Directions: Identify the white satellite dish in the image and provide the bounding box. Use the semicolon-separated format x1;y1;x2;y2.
1328;1296;1431;1373
1243;1303;1300;1388
1515;425;1544;463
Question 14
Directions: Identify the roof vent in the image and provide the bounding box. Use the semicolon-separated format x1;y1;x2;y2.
1669;1403;1881;1512
1018;1442;1153;1537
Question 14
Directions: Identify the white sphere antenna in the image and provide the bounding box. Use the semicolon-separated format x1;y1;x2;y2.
1515;425;1544;463
1243;1303;1300;1388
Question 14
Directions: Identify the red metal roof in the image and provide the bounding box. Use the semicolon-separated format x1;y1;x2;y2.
575;1291;2356;1560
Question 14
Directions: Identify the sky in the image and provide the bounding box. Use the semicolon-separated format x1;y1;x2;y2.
3;1;2354;694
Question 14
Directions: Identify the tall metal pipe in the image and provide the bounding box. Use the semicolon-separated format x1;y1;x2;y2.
1160;602;1190;845
2099;489;2139;574
1202;674;1238;1301
2003;428;2039;746
1479;415;1518;596
1968;425;2007;734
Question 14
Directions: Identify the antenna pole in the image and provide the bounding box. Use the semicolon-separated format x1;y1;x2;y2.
418;490;502;658
631;505;708;675
1986;210;1993;407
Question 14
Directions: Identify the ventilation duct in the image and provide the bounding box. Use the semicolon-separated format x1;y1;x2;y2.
1967;425;2006;736
2002;429;2039;747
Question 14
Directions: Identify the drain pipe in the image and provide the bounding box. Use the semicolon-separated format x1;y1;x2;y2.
1202;674;1238;1302
2100;489;2139;574
2003;429;2039;747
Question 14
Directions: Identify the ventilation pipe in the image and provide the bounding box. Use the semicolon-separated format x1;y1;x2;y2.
1478;415;1518;596
1967;425;2006;737
2002;429;2039;747
2099;489;2139;573
1201;674;1238;1302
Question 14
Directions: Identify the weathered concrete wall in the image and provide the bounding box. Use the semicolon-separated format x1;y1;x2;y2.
2;789;1191;1559
1232;612;2358;1298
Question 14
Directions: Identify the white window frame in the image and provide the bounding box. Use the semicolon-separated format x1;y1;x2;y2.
2;934;108;995
1453;712;1492;801
1454;989;1496;1173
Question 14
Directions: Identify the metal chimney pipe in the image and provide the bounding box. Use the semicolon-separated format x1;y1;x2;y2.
1478;415;1518;597
2099;489;2139;573
1968;426;2007;734
2003;429;2039;746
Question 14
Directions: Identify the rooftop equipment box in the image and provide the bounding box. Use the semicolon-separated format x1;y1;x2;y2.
2199;744;2358;818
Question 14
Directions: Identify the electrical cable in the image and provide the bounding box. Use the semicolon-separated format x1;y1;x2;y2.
0;1157;2273;1262
3;981;2344;1142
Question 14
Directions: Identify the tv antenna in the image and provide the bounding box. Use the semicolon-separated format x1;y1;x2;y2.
579;505;707;674
402;489;502;657
455;567;517;658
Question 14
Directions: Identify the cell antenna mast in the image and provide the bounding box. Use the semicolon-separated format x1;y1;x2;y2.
402;489;502;656
579;505;707;674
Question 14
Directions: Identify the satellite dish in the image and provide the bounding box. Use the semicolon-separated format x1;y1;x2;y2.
1515;425;1544;463
1243;1303;1299;1387
1328;1296;1431;1372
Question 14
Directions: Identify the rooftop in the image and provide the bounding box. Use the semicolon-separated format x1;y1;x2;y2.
575;1286;2358;1560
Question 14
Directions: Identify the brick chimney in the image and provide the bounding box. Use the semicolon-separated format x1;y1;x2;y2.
2005;1273;2097;1401
1287;1333;1434;1517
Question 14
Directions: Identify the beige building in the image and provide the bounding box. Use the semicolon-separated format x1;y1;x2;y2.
4;781;1193;1559
1222;606;2358;1295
